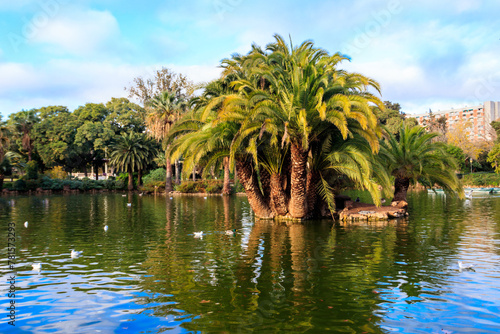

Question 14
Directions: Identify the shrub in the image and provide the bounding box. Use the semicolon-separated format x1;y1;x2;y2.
139;181;165;193
234;181;245;193
143;168;166;185
177;181;205;193
205;181;223;194
46;166;67;179
25;161;39;180
13;179;27;191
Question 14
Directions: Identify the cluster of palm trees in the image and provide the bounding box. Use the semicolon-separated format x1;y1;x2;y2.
157;35;462;220
2;35;463;220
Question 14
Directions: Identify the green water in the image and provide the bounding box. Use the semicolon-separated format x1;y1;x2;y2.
1;192;500;333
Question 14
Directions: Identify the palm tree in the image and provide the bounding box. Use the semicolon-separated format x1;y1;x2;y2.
145;91;187;192
0;125;11;189
109;132;149;191
221;35;384;218
379;124;463;202
170;78;239;195
9;109;39;161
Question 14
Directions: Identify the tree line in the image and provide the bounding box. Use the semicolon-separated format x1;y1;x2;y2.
6;35;494;220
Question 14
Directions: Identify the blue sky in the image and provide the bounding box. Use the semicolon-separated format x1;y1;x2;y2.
1;0;499;119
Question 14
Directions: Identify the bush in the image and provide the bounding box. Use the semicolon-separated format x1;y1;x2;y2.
13;179;27;191
143;168;166;185
45;166;67;179
234;181;245;193
462;172;500;187
114;179;126;190
205;181;223;194
139;181;165;193
177;181;203;193
176;180;224;194
25;161;39;180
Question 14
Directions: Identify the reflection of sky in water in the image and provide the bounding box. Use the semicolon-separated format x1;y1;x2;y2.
0;192;499;333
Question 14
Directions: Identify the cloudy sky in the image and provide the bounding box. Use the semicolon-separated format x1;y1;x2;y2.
0;0;499;119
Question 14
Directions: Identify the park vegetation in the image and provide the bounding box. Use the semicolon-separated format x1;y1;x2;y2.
3;35;497;219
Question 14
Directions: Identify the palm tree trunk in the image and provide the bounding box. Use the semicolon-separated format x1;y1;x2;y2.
306;170;320;218
128;167;134;191
270;173;288;216
222;157;231;195
175;159;181;184
393;177;410;202
138;169;143;186
236;159;273;219
165;148;173;193
289;144;308;219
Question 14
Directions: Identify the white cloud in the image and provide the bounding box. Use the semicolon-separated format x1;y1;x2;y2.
30;8;121;56
0;60;222;117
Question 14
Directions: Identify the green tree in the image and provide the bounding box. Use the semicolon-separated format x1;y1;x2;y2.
8;109;40;161
379;124;463;202
487;143;500;173
109;132;149;190
146;91;187;192
32;106;76;169
0;122;11;189
74;103;114;179
105;98;147;135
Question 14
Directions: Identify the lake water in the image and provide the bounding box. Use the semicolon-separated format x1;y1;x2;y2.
1;192;499;333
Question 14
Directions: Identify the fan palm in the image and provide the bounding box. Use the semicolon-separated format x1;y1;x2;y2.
109;132;151;190
379;124;463;202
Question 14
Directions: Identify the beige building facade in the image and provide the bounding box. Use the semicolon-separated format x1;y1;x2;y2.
413;101;500;141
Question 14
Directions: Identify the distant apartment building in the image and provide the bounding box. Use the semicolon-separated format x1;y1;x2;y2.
413;101;500;141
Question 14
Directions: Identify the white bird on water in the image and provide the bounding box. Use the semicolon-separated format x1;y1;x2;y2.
32;263;41;271
24;221;28;228
127;203;132;207
122;194;127;197
225;229;236;236
193;231;203;238
465;190;473;199
71;250;83;258
458;261;474;271
104;225;108;232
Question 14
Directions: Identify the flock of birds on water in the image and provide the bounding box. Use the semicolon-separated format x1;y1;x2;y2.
26;195;237;272
25;194;476;273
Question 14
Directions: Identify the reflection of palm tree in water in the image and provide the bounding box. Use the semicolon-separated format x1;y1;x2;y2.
289;224;307;296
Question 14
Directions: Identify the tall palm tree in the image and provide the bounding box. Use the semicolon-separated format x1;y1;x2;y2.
145;91;186;192
9;109;39;161
109;132;148;191
379;124;463;202
222;35;384;218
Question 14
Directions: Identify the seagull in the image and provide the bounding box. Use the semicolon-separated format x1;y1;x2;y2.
122;194;127;197
381;198;386;204
465;190;473;199
458;261;474;271
24;221;28;228
170;197;173;199
71;250;83;258
104;225;108;232
225;229;236;236
203;197;207;199
193;231;203;238
127;203;132;207
32;263;41;271
139;192;143;196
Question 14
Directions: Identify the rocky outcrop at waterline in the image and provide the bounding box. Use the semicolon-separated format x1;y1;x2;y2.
338;200;408;222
